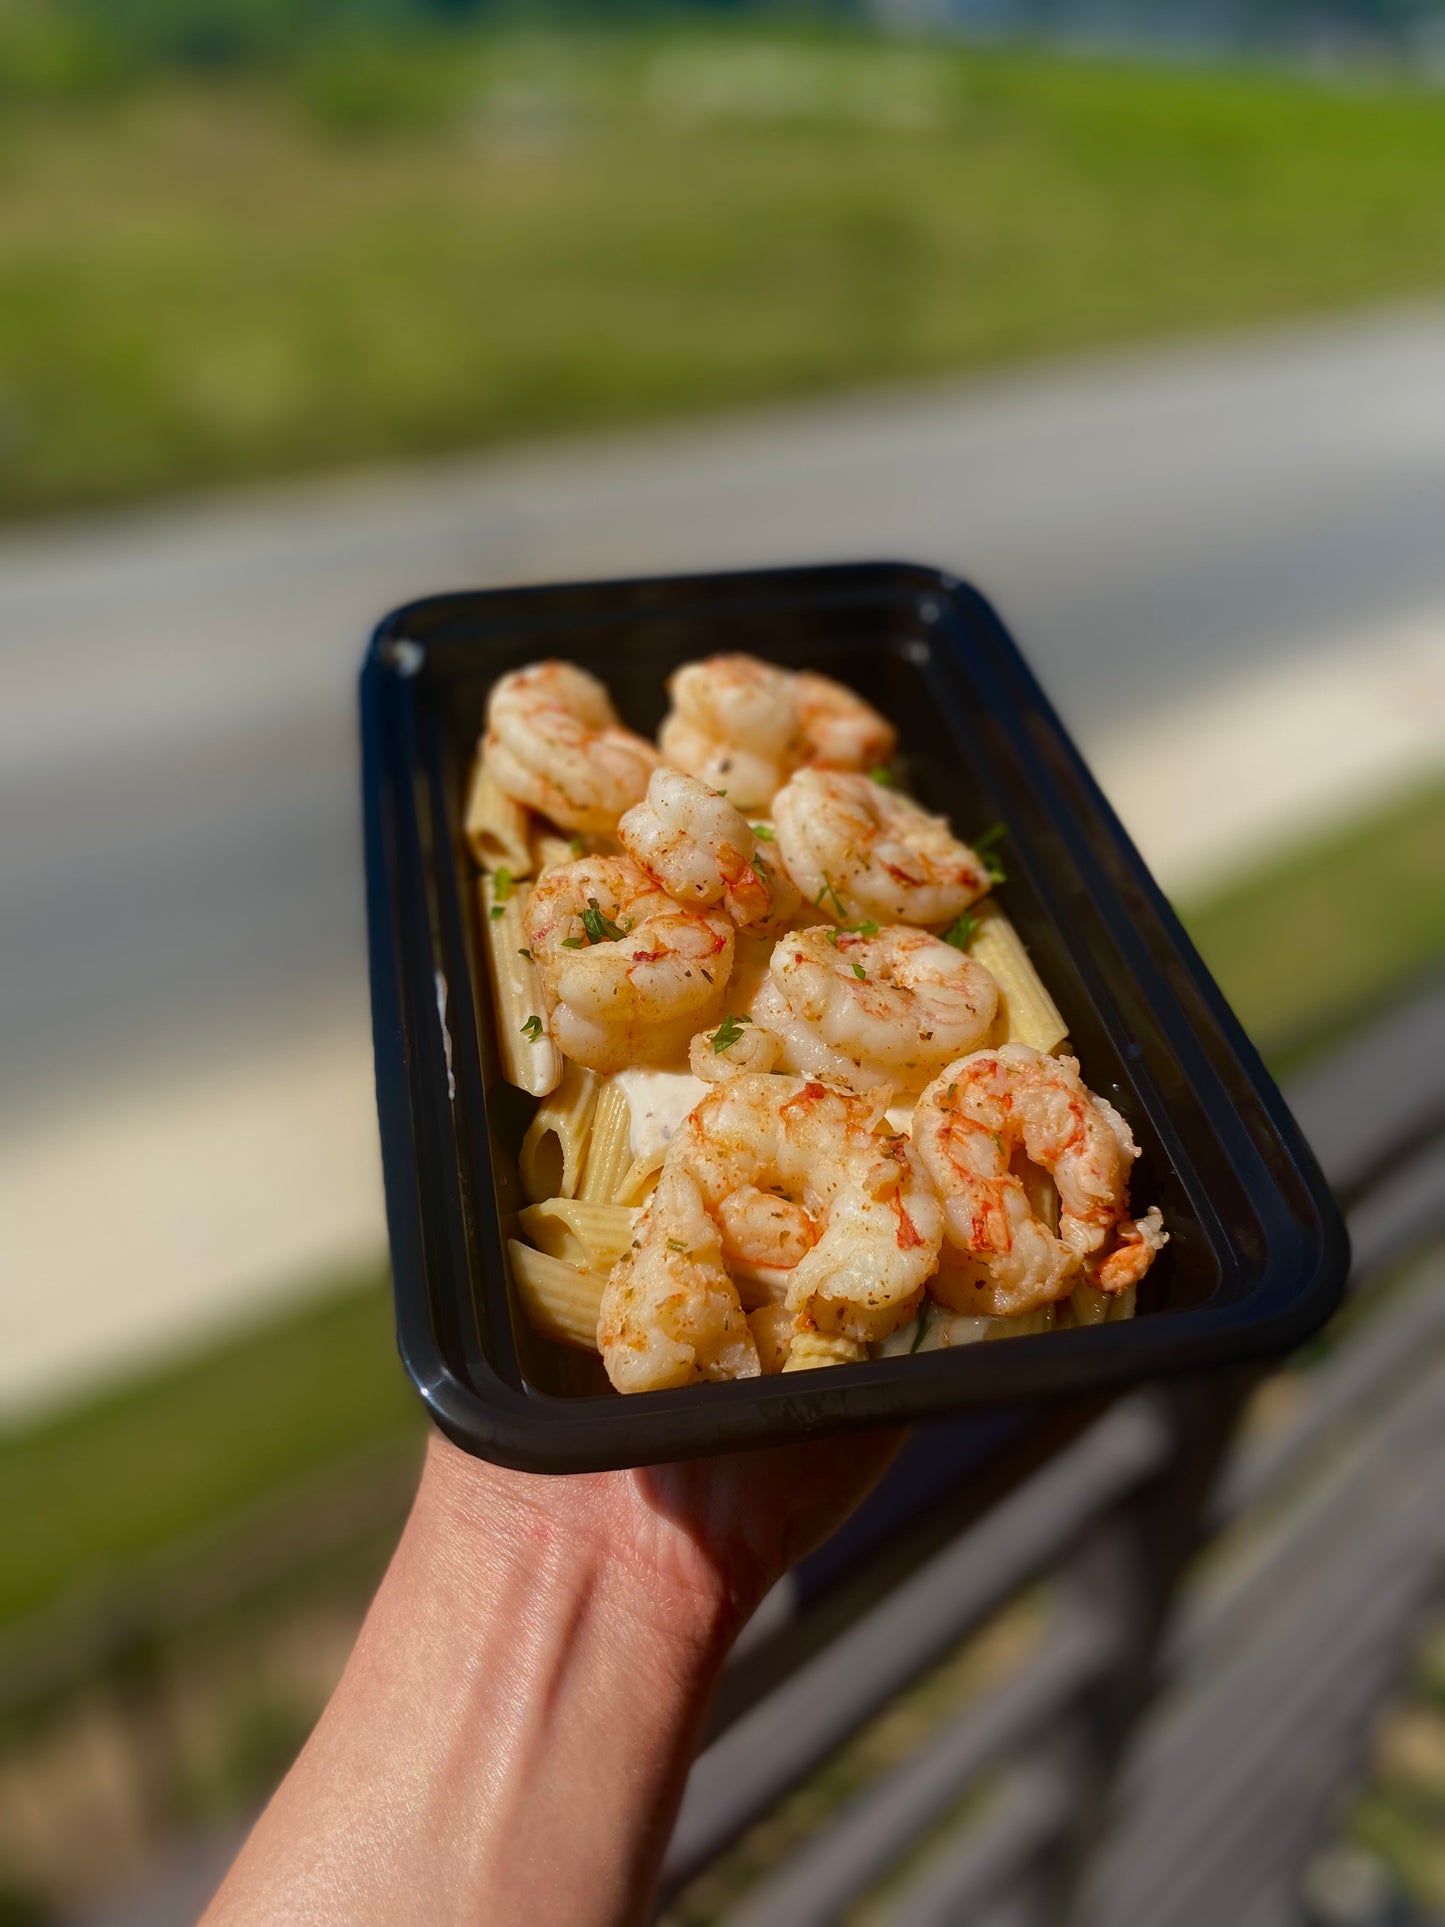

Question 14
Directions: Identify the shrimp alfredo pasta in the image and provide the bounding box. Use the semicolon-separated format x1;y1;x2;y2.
466;654;1167;1394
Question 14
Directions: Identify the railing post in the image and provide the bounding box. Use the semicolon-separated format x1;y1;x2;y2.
1053;1371;1258;1925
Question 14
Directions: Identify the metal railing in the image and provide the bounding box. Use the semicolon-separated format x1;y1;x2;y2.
5;984;1441;1927
660;979;1445;1927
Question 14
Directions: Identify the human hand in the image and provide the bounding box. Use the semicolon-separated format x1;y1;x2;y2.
202;1424;900;1927
425;1421;904;1644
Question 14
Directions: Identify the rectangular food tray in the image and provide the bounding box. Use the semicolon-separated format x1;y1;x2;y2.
361;561;1349;1473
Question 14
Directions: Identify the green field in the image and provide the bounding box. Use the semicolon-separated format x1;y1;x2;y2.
0;1275;417;1630
1;778;1440;1635
1184;777;1445;1067
7;29;1445;517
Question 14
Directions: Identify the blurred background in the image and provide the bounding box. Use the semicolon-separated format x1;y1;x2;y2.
2;1;1444;1922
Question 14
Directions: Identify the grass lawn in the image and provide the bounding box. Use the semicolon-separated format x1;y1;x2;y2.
7;30;1445;516
1;776;1440;1633
1181;777;1445;1066
0;1273;419;1631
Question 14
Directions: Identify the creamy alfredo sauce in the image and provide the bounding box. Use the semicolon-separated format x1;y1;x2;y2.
612;1068;709;1162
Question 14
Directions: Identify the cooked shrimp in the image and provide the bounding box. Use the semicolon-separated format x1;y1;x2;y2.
744;841;805;935
523;855;733;1073
665;1072;943;1344
484;661;657;835
913;1044;1166;1317
792;670;896;772
688;1015;781;1082
772;770;991;927
658;655;801;811
657;656;899;810
760;925;998;1093
716;1186;817;1270
618;767;772;929
1094;1205;1168;1291
598;1165;759;1393
748;1301;799;1374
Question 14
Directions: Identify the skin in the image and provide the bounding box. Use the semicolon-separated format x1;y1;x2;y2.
199;1426;899;1927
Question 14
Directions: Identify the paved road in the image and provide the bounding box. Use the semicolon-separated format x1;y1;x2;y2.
7;304;1445;1111
4;307;1445;1409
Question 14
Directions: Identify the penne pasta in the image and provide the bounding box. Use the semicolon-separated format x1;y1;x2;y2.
1071;1279;1140;1325
464;751;533;876
579;1080;635;1205
1016;1159;1061;1234
969;899;1069;1055
519;1060;599;1203
518;1198;637;1274
615;1148;665;1208
480;875;561;1098
783;1328;869;1373
983;1303;1059;1340
507;1240;604;1352
532;829;581;875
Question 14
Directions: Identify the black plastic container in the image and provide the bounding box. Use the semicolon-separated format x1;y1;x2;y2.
361;562;1349;1473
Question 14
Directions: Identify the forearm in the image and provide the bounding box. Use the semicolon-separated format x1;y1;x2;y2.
201;1437;738;1927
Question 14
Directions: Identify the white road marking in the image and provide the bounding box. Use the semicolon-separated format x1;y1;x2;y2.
1094;604;1445;897
0;1024;386;1421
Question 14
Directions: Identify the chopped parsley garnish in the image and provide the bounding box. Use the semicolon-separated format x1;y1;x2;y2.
493;866;513;904
852;960;867;980
489;903;507;921
814;873;850;919
666;1238;690;1255
712;1013;752;1053
751;822;776;841
910;1304;934;1352
972;823;1008;884
561;936;585;949
517;947;533;962
520;1014;544;1042
943;910;979;950
581;898;627;944
829;918;879;946
868;766;895;786
753;855;771;881
569;835;584;858
825;927;839;948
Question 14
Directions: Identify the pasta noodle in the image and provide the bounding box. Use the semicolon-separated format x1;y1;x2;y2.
507;1240;604;1351
464;752;533;876
480;876;561;1097
518;1198;637;1274
533;829;580;875
615;1148;665;1208
578;1081;635;1205
1064;1284;1140;1327
968;900;1069;1055
783;1329;869;1372
984;1304;1058;1339
519;1061;599;1203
